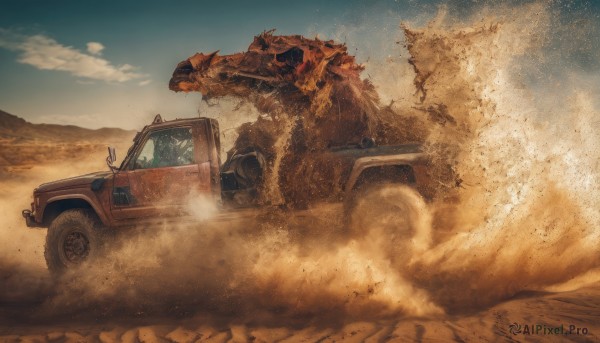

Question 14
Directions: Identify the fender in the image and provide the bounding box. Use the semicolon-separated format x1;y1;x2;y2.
345;153;426;191
43;192;110;226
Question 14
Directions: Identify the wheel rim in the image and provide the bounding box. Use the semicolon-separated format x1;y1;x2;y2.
62;230;90;263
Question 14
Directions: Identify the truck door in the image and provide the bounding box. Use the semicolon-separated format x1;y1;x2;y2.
111;125;211;219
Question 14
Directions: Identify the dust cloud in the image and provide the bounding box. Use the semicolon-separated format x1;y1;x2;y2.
36;188;442;323
1;0;599;335
402;1;600;310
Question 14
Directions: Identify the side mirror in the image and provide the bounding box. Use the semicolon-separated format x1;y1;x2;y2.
108;146;116;164
107;146;118;172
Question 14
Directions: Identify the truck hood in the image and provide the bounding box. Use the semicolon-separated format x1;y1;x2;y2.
36;171;112;193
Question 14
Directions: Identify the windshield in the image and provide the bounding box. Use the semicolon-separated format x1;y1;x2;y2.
131;127;194;169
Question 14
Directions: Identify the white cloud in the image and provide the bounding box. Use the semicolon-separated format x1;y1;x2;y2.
86;41;104;55
0;30;148;83
138;79;152;86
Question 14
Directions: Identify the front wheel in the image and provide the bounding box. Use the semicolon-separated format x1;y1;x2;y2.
44;209;105;275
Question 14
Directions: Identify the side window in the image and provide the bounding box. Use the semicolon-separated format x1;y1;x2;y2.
133;127;194;169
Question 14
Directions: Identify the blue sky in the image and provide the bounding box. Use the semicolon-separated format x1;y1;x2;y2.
0;0;598;129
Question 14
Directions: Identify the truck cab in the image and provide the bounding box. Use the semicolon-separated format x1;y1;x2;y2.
23;115;223;229
110;116;222;221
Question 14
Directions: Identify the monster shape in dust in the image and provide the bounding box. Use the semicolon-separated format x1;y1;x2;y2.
169;31;428;207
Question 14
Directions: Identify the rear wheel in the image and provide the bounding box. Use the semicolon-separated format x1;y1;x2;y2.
346;183;432;267
44;209;105;275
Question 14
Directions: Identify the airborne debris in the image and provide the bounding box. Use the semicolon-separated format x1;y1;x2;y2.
170;30;385;147
170;30;432;206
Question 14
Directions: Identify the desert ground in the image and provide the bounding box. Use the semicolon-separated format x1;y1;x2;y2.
1;285;599;342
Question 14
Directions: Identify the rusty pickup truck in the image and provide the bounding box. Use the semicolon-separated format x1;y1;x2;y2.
22;115;433;273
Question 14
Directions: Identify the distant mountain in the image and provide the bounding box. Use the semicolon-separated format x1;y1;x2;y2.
0;110;135;168
0;109;134;143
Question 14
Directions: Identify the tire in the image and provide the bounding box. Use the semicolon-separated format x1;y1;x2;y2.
44;208;105;275
346;183;432;267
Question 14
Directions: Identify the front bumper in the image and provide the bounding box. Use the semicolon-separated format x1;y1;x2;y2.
22;209;42;228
